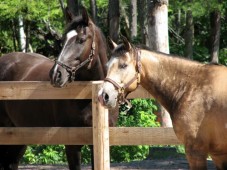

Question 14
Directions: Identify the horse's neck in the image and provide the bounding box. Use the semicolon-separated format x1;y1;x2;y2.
95;27;108;77
140;49;204;113
94;55;105;80
78;27;107;81
90;27;108;80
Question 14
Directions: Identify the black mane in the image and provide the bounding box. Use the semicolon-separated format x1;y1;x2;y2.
64;16;88;35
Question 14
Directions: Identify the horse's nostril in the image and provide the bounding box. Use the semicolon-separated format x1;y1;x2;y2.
103;92;109;102
57;70;61;78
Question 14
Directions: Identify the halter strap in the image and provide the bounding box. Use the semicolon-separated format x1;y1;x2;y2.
104;48;141;107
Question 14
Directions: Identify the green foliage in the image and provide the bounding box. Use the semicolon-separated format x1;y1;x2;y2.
110;145;150;163
109;99;160;163
22;145;66;165
118;99;159;127
0;0;64;55
81;145;92;164
169;0;226;64
219;48;227;65
0;0;62;21
169;0;225;17
21;99;160;164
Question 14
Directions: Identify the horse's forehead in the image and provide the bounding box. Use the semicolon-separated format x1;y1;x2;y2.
107;57;118;69
107;52;131;68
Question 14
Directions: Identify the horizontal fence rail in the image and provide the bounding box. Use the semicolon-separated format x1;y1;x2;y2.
0;81;180;170
0;81;152;100
0;127;181;145
0;81;180;145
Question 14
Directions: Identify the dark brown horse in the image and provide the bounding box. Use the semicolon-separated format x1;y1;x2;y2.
0;9;118;170
99;37;227;170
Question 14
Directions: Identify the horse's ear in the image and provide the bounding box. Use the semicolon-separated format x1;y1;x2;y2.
107;37;117;52
81;7;89;25
121;35;132;51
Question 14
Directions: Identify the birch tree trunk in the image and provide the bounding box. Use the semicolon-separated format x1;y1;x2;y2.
18;16;26;52
130;0;137;40
147;0;169;52
175;9;181;38
147;0;172;127
108;0;120;42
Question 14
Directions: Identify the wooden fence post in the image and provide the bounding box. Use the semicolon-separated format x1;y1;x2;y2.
92;82;110;170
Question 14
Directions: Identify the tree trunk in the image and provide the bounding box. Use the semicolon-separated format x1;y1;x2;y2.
184;9;194;59
120;5;130;39
147;0;172;127
175;9;181;43
209;10;221;63
138;0;148;45
25;19;31;52
18;16;26;52
59;0;66;21
147;0;169;52
66;0;80;16
108;0;120;42
11;19;18;51
90;0;97;24
130;0;137;40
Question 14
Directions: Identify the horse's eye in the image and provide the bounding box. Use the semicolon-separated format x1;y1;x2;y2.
119;63;127;69
76;38;85;44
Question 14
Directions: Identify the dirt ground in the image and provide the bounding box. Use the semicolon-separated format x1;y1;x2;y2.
19;158;216;170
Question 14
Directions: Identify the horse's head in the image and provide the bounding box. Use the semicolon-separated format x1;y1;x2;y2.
98;37;141;108
50;8;98;87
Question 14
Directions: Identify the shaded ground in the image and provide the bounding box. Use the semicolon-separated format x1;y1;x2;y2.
19;148;216;170
19;159;216;170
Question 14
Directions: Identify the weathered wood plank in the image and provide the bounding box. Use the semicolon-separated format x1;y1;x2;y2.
0;127;181;145
110;127;181;145
0;81;152;99
0;81;93;99
0;127;92;145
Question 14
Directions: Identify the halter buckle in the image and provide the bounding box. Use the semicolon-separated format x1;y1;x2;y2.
119;87;125;94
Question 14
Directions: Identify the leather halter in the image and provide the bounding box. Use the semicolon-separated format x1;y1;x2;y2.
55;27;96;82
104;48;141;107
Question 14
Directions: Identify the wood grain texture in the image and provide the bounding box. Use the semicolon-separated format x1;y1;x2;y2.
0;127;181;145
0;81;152;99
92;82;110;170
0;81;93;99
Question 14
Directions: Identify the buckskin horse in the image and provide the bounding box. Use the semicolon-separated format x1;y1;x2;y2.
98;37;227;170
0;8;118;170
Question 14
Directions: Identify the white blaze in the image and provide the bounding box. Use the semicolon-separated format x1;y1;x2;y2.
54;30;78;74
66;30;78;40
57;30;78;62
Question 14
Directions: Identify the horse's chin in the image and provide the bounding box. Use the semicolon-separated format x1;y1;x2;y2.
51;78;69;88
99;99;117;109
107;101;117;109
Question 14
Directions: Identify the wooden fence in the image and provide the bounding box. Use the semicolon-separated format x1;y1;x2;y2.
0;81;181;170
